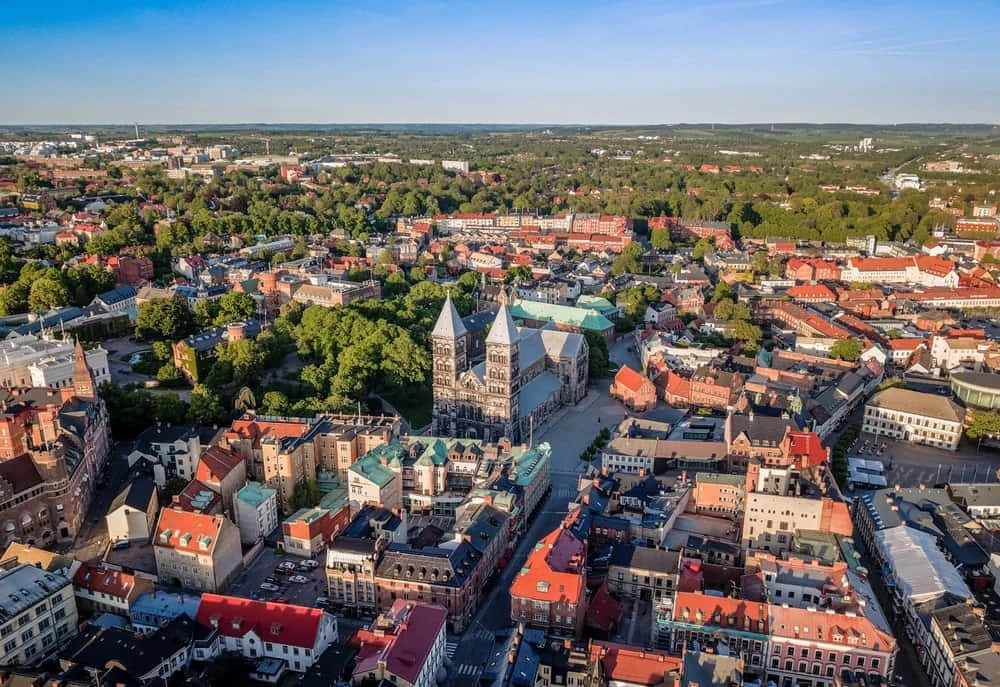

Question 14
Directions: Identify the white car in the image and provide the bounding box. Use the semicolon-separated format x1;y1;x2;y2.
289;575;309;584
315;596;328;607
278;561;297;570
299;559;319;569
259;582;280;592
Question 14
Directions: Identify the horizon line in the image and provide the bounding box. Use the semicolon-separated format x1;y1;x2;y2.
1;121;999;128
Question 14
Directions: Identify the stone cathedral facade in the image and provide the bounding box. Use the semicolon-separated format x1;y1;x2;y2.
431;294;589;443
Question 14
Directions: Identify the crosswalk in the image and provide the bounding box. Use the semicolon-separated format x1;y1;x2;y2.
446;640;460;660
454;664;481;676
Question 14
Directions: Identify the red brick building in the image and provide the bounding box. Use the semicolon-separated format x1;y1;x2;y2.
609;365;657;411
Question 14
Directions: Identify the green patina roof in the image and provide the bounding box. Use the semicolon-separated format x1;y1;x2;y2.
414;436;484;467
284;506;327;525
236;481;276;508
576;295;618;318
511;299;614;332
349;440;403;487
508;442;551;487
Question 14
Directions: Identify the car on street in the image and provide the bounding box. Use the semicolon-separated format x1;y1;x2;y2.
274;596;289;604
259;583;279;592
315;596;328;607
277;561;297;571
289;575;309;584
298;559;319;569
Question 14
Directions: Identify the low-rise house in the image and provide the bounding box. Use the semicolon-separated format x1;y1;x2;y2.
153;507;243;592
609;365;657;411
349;600;447;687
71;562;153;618
57;615;197;684
106;476;159;543
195;594;338;673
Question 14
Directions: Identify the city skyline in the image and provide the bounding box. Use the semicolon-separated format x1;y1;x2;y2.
4;0;999;125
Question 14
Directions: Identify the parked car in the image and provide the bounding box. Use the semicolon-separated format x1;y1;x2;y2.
289;575;309;584
260;583;279;592
299;559;319;569
278;561;297;570
274;596;289;604
264;576;280;585
315;596;328;607
111;540;131;550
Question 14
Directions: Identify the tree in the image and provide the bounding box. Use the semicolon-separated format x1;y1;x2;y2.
711;281;734;303
610;242;643;276
193;298;222;329
156;363;184;386
187;384;226;425
153;392;188;424
967;410;1000;441
692;238;714;261
216;292;256;324
505;265;533;282
650;228;673;251
729;320;762;350
384;271;409;298
261;391;290;415
0;281;29;315
291;479;321;509
830;338;862;362
27;277;70;312
136;298;194;341
584;330;610;378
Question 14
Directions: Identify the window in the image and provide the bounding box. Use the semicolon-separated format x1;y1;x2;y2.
3;639;15;652
857;657;865;667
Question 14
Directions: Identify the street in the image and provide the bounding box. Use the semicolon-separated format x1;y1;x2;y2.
445;343;631;685
67;439;133;561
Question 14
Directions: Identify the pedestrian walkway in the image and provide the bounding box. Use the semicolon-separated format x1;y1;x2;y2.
454;664;481;676
446;640;459;660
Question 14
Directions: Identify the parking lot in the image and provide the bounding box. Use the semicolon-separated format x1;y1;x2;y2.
227;547;327;608
847;431;1000;490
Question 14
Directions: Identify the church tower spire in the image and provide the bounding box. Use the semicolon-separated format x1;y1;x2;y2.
72;339;95;400
431;293;468;390
485;303;520;441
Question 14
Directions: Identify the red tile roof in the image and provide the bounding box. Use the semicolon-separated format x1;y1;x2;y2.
195;445;244;483
510;527;585;604
586;583;621;632
588;641;681;686
351;600;447;685
154;507;225;554
613;365;649;393
770;604;894;652
887;338;926;351
72;562;137;600
227;416;310;447
196;593;326;649
176;479;222;513
673;591;770;634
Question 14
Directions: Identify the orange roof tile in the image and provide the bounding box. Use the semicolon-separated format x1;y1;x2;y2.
154;507;225;554
510;527;585;604
613;365;649;393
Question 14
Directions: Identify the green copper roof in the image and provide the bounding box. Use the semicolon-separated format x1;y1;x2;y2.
236;481;276;508
576;295;618;318
510;299;613;332
349;441;403;487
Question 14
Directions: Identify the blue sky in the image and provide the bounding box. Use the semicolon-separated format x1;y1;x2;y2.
3;0;998;124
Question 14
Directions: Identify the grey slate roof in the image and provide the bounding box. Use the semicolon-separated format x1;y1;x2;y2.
110;477;156;513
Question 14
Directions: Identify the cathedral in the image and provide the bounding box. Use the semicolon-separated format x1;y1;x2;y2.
431;294;589;443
